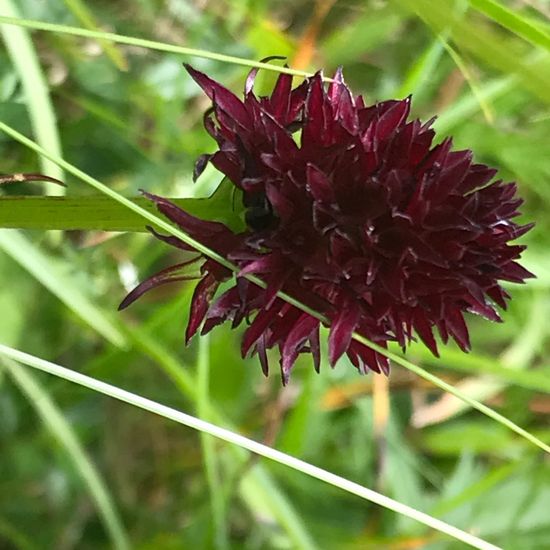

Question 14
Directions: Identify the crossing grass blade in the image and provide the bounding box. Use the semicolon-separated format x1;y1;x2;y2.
1;357;129;550
0;229;127;348
0;15;313;79
0;343;503;550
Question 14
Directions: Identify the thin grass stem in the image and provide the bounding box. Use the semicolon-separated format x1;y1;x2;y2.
0;343;503;550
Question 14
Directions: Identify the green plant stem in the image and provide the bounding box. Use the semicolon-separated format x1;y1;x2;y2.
0;15;315;79
197;334;229;549
0;343;502;550
1;357;129;550
469;0;550;53
0;119;547;456
0;2;63;192
62;0;128;70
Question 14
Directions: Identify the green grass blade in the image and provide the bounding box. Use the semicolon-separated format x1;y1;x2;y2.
397;38;444;98
1;357;129;550
469;0;550;53
0;0;63;193
434;76;516;134
197;334;229;549
122;324;317;549
394;0;550;104
0;229;127;348
0;15;313;79
0;194;242;233
438;37;495;124
410;345;550;394
62;0;128;70
411;291;547;426
0;119;547;455
0;516;38;550
0;343;503;550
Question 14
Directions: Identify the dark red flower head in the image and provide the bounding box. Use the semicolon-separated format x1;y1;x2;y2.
120;64;534;384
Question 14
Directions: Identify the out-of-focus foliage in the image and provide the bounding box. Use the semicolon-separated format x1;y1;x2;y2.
0;0;549;548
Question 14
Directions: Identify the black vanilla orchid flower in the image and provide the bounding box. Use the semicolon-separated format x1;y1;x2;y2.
119;64;534;384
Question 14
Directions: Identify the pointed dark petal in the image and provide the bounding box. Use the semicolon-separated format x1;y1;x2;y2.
142;191;231;241
310;327;321;373
281;313;319;378
446;308;470;351
146;225;194;252
185;274;220;343
184;64;251;129
413;310;439;356
328;300;361;366
193;154;212;182
245;55;287;95
242;305;280;358
119;261;199;310
257;334;269;376
306;163;335;203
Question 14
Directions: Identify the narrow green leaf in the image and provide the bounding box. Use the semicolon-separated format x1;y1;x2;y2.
438;37;495;124
1;358;129;550
394;0;550;104
0;229;127;348
397;38;445;98
62;0;128;70
0;15;314;79
0;343;502;550
469;0;550;53
0;190;243;233
0;0;64;192
434;76;516;134
197;334;229;550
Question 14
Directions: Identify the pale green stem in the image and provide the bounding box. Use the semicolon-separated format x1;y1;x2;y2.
0;343;503;550
0;15;318;79
1;357;129;550
197;334;229;549
0;2;64;192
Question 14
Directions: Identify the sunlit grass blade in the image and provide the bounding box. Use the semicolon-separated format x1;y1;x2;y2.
197;334;229;549
411;291;546;426
121;324;317;549
0;229;126;348
0;0;63;193
469;0;550;53
409;344;550;394
438;37;495;124
1;357;129;550
62;0;128;70
0;119;547;455
434;76;516;134
0;15;313;79
394;0;550;104
397;38;444;98
0;343;503;550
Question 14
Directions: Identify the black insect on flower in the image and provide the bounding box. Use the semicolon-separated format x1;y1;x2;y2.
119;64;534;384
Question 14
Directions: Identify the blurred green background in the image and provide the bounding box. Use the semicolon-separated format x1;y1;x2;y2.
1;0;549;548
